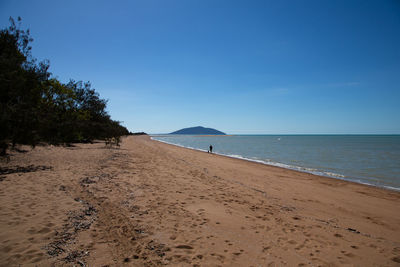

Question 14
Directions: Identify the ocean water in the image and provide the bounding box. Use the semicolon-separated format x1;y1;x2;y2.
151;135;400;191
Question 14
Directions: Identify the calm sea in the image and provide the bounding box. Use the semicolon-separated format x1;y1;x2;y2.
151;135;400;191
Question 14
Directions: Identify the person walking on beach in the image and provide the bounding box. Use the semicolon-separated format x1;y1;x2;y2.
209;145;213;153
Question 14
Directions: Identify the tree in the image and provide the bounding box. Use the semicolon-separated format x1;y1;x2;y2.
0;17;129;155
0;17;50;154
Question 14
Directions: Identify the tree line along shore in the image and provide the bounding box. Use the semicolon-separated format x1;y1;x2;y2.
0;17;130;156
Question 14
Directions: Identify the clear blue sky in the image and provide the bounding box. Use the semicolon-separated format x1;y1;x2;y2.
1;0;399;134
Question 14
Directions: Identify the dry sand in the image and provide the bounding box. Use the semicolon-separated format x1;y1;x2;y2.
0;135;399;266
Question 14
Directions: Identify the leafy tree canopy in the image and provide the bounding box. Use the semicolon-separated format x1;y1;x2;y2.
0;17;129;155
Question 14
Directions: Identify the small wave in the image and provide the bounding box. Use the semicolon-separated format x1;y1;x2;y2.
325;172;345;178
225;154;268;164
381;185;400;192
224;154;347;180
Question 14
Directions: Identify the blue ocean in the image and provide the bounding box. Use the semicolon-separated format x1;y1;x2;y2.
151;135;400;191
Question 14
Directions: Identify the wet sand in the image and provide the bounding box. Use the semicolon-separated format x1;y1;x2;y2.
0;135;399;266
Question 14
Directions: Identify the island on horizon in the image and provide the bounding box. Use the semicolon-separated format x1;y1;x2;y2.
170;126;226;135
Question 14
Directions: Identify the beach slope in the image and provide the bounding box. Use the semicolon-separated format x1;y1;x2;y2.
0;135;399;266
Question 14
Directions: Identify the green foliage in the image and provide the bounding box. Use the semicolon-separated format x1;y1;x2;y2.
0;17;129;155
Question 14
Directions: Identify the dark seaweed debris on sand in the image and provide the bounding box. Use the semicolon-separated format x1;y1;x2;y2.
43;198;97;265
0;165;52;182
0;165;52;175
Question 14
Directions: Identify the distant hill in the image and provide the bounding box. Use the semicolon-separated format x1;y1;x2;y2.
170;126;226;135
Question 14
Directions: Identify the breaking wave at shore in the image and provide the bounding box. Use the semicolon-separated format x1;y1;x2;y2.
151;135;400;192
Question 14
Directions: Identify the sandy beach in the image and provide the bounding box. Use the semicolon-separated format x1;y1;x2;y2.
0;135;399;266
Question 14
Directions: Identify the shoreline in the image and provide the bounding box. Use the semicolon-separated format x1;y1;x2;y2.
1;135;399;266
150;136;400;193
